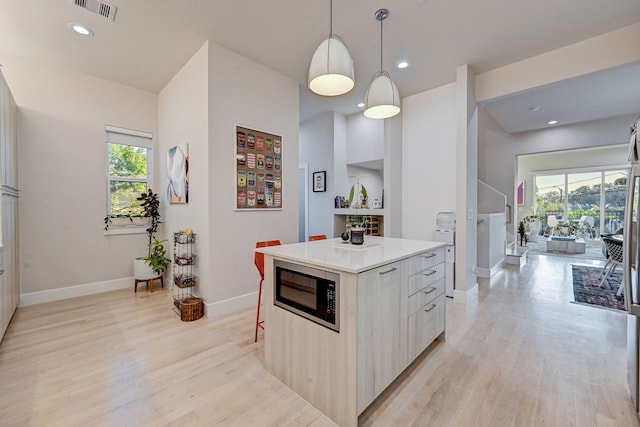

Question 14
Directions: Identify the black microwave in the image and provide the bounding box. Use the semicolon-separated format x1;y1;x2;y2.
274;260;340;332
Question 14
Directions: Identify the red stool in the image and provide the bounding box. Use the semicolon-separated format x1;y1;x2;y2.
309;234;327;241
255;240;281;342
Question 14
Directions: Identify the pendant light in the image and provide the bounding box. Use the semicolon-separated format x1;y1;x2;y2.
364;9;401;119
308;0;355;96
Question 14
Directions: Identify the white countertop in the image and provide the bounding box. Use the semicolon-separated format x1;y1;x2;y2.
256;236;445;274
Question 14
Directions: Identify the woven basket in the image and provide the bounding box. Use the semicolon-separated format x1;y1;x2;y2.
180;297;204;322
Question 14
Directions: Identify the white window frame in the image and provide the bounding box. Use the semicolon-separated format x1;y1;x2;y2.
533;164;628;234
105;125;153;235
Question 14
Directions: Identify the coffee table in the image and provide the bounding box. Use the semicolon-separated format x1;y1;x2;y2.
546;237;586;254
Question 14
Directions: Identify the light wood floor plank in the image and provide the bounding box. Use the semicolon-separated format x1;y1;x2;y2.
1;254;640;426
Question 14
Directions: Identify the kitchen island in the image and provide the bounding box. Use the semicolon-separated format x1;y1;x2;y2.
257;236;446;426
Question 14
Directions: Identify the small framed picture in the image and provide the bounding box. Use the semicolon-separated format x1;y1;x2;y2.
313;171;326;192
517;181;525;205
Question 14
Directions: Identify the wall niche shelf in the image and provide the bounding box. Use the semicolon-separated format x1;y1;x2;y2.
333;211;384;237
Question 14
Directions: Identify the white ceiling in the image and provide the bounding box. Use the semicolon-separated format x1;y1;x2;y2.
0;0;639;132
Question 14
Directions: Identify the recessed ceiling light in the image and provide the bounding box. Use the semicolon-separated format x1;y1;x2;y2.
357;102;365;108
528;105;541;112
547;120;558;125
69;23;93;36
397;61;409;69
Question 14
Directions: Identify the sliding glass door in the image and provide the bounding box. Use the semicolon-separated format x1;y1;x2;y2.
603;170;627;233
535;174;565;224
567;172;601;235
534;168;627;237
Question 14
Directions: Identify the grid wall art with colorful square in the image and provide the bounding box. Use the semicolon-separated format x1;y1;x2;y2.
235;125;282;210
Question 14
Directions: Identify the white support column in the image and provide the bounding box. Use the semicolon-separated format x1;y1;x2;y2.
454;64;479;303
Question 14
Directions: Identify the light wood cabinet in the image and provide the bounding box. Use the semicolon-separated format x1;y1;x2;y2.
357;247;446;413
405;249;446;360
357;261;405;412
0;69;19;343
263;240;446;427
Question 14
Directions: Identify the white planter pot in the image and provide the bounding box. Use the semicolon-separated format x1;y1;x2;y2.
134;257;158;280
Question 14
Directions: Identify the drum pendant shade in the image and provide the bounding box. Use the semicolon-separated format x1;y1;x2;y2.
308;36;355;96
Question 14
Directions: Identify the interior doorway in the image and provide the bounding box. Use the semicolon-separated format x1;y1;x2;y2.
516;146;628;261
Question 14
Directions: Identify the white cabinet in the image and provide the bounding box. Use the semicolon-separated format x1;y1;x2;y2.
0;69;19;342
357;261;404;411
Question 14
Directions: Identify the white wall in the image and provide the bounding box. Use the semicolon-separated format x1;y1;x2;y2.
207;43;299;315
300;111;386;238
300;112;335;238
346;114;384;166
477;109;519;217
159;42;210;300
0;53;158;301
333;113;348;201
345;114;385;206
476;212;506;278
384;115;403;237
402;83;457;241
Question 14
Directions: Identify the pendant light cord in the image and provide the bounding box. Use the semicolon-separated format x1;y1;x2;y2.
329;0;333;37
379;14;383;72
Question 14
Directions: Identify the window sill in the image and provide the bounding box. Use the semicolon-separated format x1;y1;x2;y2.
104;226;147;236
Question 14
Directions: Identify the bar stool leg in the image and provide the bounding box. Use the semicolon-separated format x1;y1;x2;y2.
254;277;264;342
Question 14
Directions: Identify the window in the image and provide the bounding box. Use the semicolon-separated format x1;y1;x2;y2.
106;126;153;221
534;168;627;236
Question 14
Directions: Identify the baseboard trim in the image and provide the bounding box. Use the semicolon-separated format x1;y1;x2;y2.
19;277;132;307
204;291;257;318
453;282;479;304
476;258;505;278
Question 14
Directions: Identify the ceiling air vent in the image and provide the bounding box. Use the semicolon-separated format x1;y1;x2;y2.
71;0;117;21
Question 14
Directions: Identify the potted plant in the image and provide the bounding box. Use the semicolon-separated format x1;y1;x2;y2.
578;221;596;239
556;220;579;237
521;214;542;242
133;189;171;282
144;238;171;275
348;178;368;209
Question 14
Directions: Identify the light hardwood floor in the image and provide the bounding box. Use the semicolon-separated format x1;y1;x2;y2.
1;254;639;426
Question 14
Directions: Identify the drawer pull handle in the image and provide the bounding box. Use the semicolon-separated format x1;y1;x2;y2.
423;253;437;259
423;270;436;276
424;304;436;313
424;287;436;295
379;267;398;275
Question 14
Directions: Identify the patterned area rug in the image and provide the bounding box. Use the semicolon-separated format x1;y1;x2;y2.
571;264;625;311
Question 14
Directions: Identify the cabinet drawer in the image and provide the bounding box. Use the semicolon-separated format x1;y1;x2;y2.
408;262;445;296
408;293;445;360
405;248;445;276
407;278;445;315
